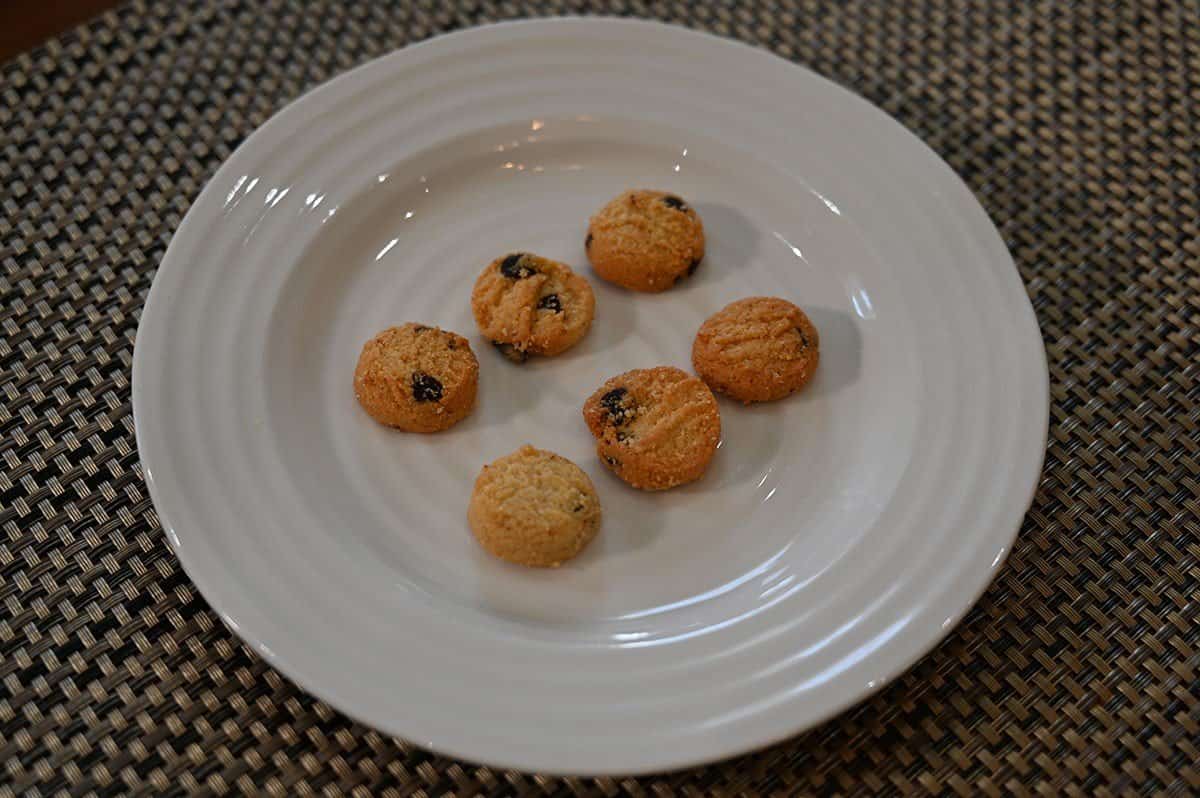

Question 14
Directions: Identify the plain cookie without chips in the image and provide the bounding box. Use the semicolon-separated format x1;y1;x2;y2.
353;323;479;432
468;445;602;567
471;252;595;362
692;296;820;403
582;366;721;491
586;189;705;292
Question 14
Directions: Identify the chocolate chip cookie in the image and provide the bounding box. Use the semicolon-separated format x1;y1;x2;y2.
582;366;721;490
692;296;820;403
353;323;478;432
586;189;705;292
471;252;595;362
468;445;602;567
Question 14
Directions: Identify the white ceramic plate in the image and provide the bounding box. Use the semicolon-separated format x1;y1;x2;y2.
133;18;1048;775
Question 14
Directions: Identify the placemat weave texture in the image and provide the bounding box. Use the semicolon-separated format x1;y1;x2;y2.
2;1;1198;795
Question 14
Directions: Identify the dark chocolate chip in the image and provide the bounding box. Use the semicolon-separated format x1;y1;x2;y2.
585;232;593;250
499;253;535;279
687;256;702;276
600;387;628;407
599;387;635;425
662;195;687;211
411;371;443;402
797;328;810;348
447;339;457;350
572;503;584;513
537;293;563;313
604;456;621;467
492;341;529;363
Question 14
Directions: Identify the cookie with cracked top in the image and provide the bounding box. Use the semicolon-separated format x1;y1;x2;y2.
692;297;820;403
582;366;720;490
471;252;595;362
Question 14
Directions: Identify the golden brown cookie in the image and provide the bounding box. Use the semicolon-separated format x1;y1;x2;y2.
353;323;478;432
468;445;602;567
471;252;595;363
582;366;721;491
692;297;820;403
585;189;705;292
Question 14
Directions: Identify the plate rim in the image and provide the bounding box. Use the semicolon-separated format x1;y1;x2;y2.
132;16;1050;775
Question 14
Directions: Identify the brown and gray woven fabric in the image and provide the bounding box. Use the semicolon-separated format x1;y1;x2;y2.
2;0;1198;795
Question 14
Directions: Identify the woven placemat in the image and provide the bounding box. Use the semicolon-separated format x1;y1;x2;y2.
2;0;1198;794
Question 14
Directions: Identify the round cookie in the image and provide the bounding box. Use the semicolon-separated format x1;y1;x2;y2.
471;252;595;363
586;189;705;292
582;366;721;491
692;297;820;403
468;445;602;568
353;323;478;432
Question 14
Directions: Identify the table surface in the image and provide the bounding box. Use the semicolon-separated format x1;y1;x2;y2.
0;0;122;63
2;1;1198;795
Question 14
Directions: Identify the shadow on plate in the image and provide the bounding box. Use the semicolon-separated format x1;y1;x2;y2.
684;201;762;289
801;306;862;398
